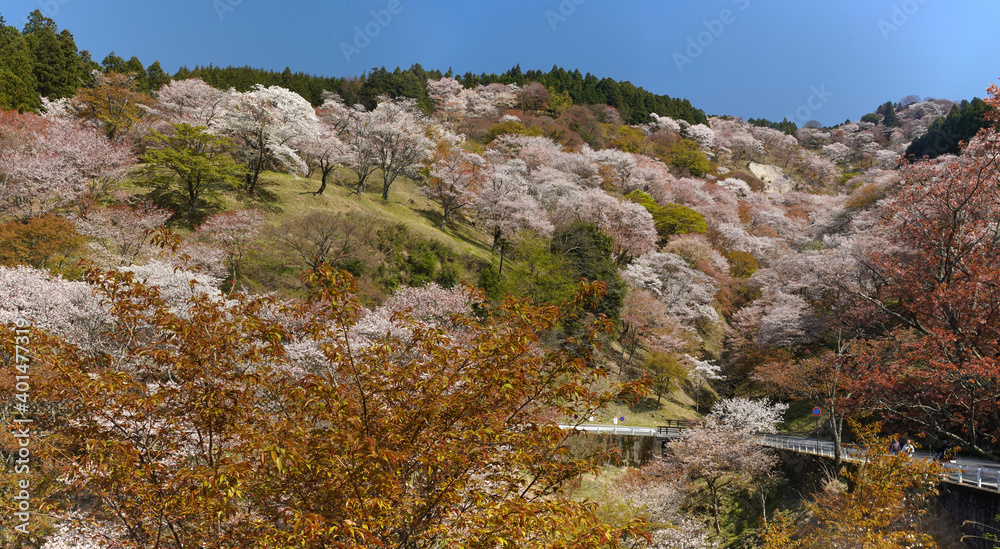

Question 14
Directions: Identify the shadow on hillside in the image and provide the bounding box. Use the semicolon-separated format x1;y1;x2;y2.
630;397;664;414
242;180;283;213
412;206;444;227
411;206;492;254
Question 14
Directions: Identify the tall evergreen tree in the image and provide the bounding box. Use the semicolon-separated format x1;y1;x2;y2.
23;10;77;99
0;17;40;109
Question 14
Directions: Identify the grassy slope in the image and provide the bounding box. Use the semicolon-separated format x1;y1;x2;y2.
228;169;493;262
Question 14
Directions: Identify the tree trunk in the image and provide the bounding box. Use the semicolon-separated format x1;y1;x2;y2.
710;485;721;534
831;412;843;469
314;166;335;197
314;177;327;196
381;170;396;200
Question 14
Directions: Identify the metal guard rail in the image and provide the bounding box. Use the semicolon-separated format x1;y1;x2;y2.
759;436;1000;492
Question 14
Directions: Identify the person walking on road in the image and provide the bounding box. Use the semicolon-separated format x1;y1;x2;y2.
902;439;915;457
889;436;901;455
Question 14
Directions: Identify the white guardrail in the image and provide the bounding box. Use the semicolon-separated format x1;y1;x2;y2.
759;436;1000;492
557;424;659;437
558;426;1000;492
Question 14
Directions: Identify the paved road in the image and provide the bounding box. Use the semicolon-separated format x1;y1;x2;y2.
560;424;1000;491
758;433;1000;491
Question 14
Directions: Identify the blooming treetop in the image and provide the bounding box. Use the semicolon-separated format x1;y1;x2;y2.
708;397;789;433
0;265;107;348
474;156;553;247
621;252;720;327
153;78;232;130
684;354;724;382
0;112;134;219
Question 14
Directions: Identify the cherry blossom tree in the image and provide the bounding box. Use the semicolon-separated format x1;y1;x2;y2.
716;177;751;198
299;113;348;196
469;82;519;117
220;84;318;193
119;259;224;311
0;115;135;220
39;97;73;120
474;156;554;251
708;397;788;433
195;209;267;288
731;290;820;348
426;76;467;120
321;97;380;196
368;96;434;200
649;112;682;134
588;147;638;190
152;78;232;130
665;418;778;534
821;142;851;166
596;198;659;265
171;239;228;281
631;156;674;195
684;354;723;412
351;282;479;345
71;198;171;266
37;519;124;549
712;223;787;265
679;122;715;150
794;149;839;187
424;146;483;227
875;148;901;169
427;77;517;123
750;126;799;164
601;464;714;548
0;265;107;348
550;188;657;265
621;252;719;328
711;118;764;162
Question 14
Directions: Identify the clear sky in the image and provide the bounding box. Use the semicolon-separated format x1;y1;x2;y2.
3;0;1000;126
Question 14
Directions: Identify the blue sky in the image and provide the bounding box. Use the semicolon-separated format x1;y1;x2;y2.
4;0;999;125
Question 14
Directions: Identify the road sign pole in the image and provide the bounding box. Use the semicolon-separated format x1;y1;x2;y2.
812;407;822;450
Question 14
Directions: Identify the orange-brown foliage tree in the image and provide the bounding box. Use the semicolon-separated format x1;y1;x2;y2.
10;266;650;548
761;422;946;548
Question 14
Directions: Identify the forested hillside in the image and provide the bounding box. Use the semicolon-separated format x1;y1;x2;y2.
2;7;998;549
